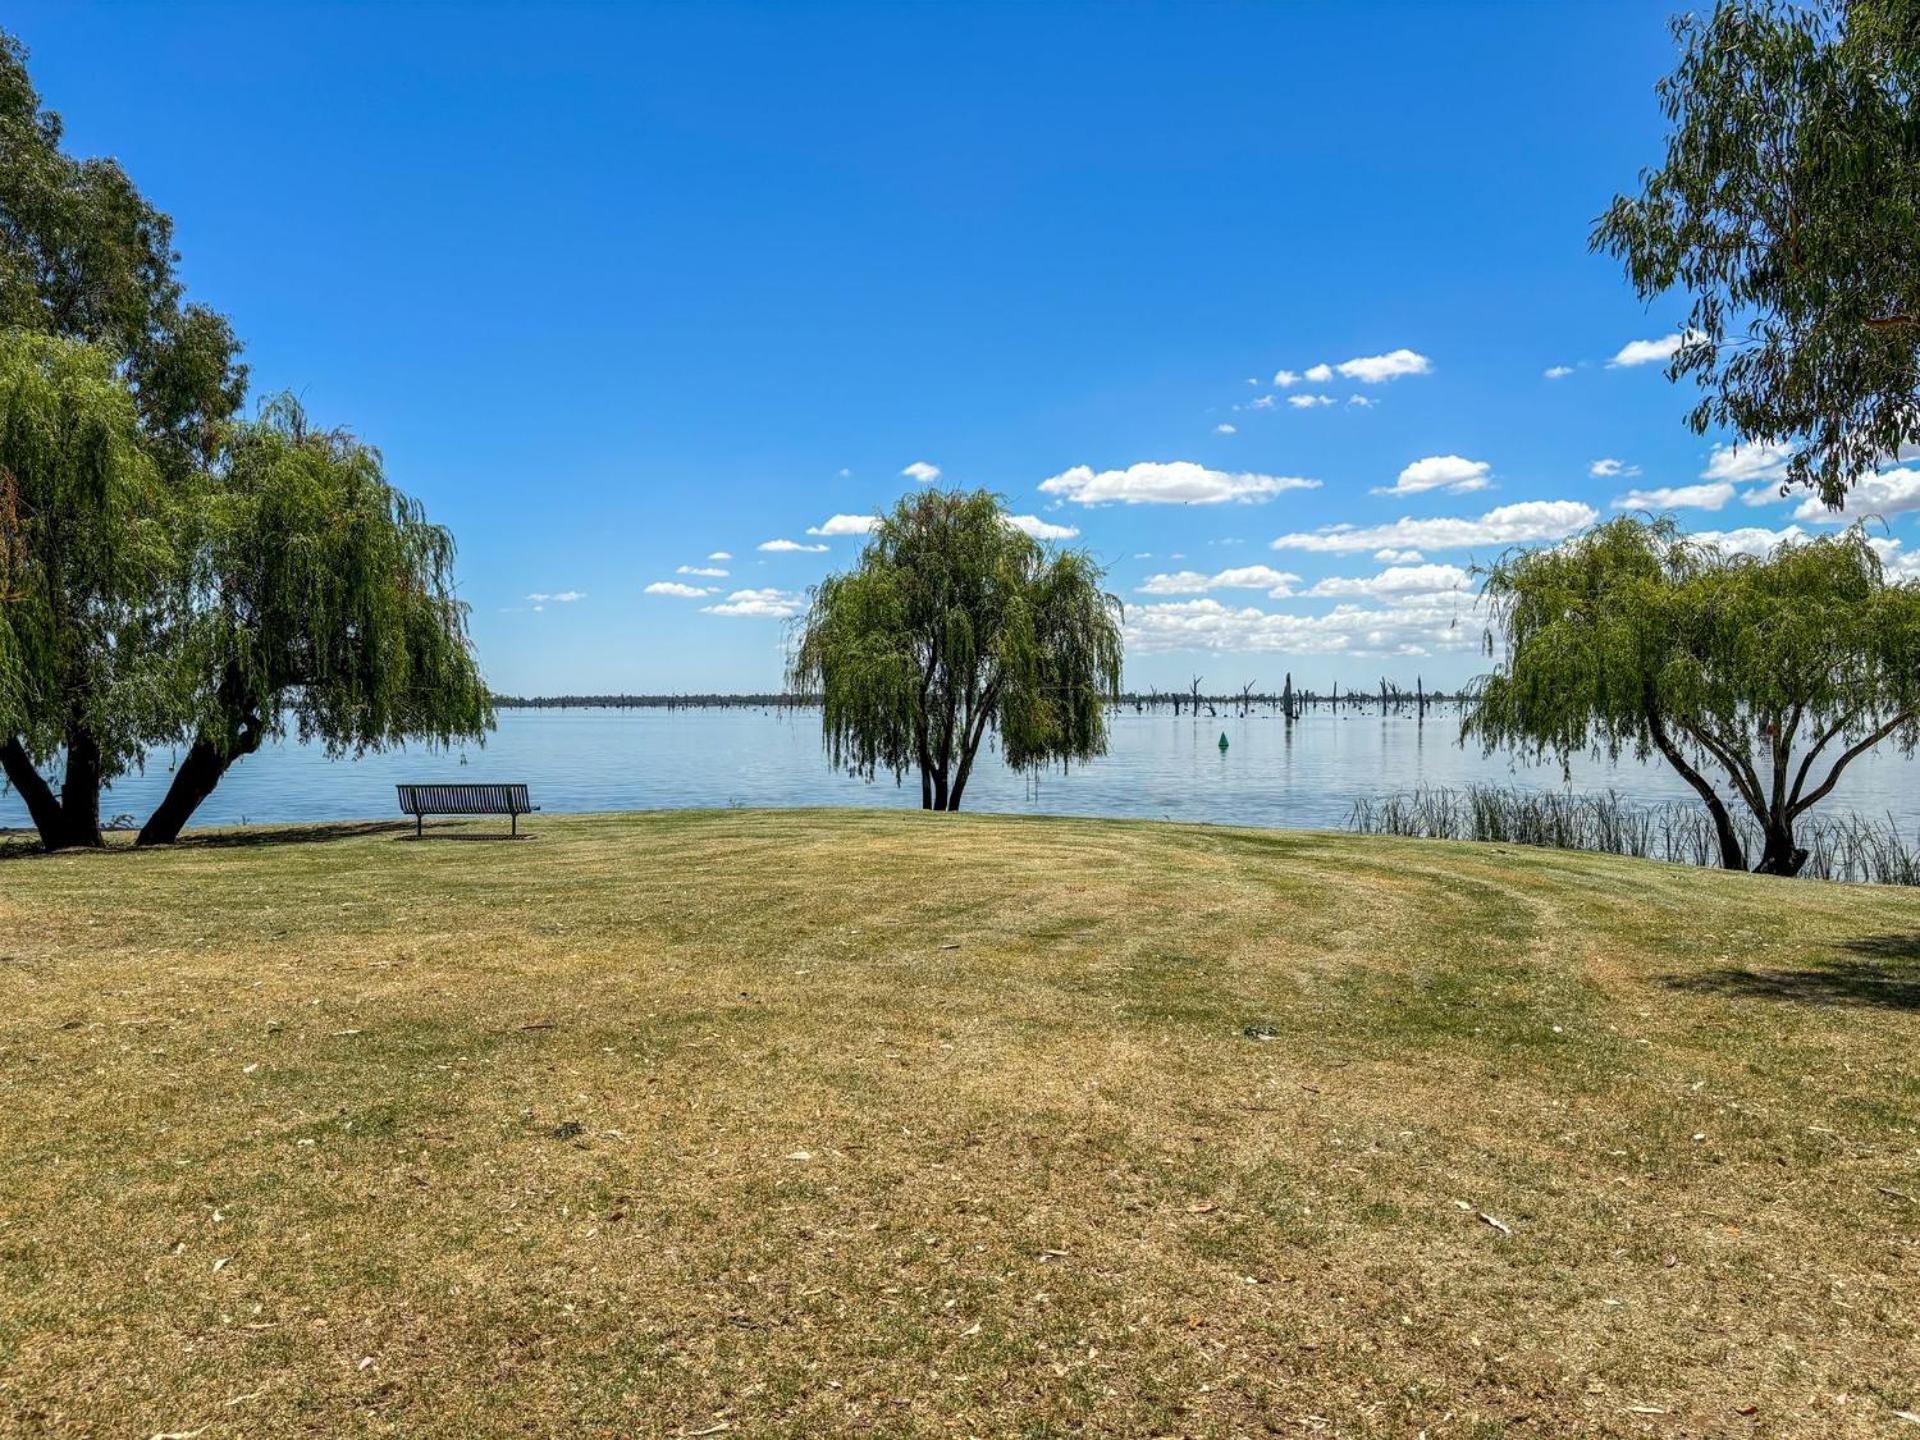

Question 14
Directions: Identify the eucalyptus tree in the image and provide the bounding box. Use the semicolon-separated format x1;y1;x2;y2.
0;30;244;475
790;489;1124;811
1467;516;1920;876
134;398;493;845
1595;0;1920;505
0;332;182;848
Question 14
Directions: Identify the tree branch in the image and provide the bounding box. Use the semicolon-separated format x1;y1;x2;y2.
1791;709;1917;818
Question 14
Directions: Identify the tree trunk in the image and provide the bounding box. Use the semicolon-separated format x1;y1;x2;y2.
56;723;105;849
928;763;950;811
137;715;265;846
0;737;66;849
1646;709;1746;870
1752;823;1809;877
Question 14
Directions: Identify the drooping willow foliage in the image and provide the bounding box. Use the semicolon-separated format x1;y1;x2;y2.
789;489;1123;810
0;332;181;845
1466;515;1920;875
136;395;493;844
0;334;491;848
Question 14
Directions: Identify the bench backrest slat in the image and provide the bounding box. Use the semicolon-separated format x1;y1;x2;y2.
396;783;532;815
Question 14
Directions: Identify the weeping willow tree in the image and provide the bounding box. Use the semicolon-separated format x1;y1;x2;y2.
0;332;183;848
135;397;492;845
790;489;1123;811
1466;516;1920;876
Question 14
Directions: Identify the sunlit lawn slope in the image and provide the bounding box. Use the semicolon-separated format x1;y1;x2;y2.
1;810;1916;1437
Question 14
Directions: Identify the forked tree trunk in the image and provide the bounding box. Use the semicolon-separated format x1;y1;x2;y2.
1752;824;1809;877
1;730;104;850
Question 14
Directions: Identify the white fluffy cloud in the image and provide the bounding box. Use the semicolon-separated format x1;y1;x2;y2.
1588;457;1638;479
1272;499;1597;554
1793;466;1920;523
1703;440;1793;483
1336;348;1432;383
676;565;728;577
526;591;585;603
1273;370;1299;387
1040;461;1320;506
759;538;830;553
1347;395;1377;409
1374;547;1424;563
1691;524;1808;558
1214;423;1237;434
805;513;878;537
1305;563;1471;599
1375;454;1491;496
708;550;733;561
1304;363;1333;383
1288;394;1334;409
1137;564;1300;597
1544;364;1575;380
645;581;712;598
1609;331;1703;367
901;461;941;483
1612;481;1736;512
703;587;805;618
1007;514;1080;540
1125;595;1476;657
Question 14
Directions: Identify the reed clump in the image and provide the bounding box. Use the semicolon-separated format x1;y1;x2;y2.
1348;783;1920;885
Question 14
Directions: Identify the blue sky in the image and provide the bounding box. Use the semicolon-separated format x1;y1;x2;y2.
15;2;1918;694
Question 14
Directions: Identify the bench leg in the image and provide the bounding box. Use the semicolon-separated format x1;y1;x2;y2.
416;814;423;839
512;811;518;838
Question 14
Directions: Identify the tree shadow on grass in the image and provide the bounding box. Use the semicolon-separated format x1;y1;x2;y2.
176;821;421;850
0;818;533;858
1661;933;1920;1011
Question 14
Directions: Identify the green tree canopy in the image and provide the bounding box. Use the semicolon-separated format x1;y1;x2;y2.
135;397;494;845
0;30;244;473
1466;516;1920;875
0;331;181;846
1594;0;1920;506
790;489;1124;811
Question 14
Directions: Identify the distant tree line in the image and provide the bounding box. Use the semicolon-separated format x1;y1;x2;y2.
490;683;1472;713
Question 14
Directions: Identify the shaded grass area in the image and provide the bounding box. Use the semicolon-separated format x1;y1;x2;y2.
1;809;1917;1437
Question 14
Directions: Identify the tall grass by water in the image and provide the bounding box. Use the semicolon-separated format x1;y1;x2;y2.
1348;783;1920;885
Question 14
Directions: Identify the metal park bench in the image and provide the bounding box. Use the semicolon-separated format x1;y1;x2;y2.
396;783;538;838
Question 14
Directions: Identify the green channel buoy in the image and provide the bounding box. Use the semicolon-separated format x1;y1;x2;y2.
1218;732;1230;751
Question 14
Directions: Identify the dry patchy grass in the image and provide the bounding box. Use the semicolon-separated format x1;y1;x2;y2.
1;809;1917;1437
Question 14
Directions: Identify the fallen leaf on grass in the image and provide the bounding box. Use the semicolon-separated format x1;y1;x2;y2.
1186;1202;1217;1214
1478;1212;1512;1237
785;1150;812;1162
211;1256;232;1273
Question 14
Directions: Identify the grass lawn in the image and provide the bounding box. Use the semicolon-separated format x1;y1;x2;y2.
1;809;1917;1438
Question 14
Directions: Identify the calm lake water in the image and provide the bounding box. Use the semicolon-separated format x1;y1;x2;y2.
5;704;1918;834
